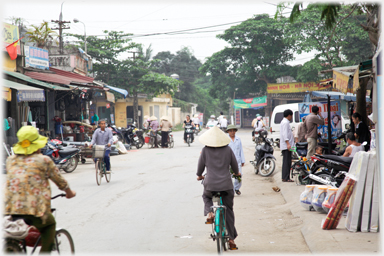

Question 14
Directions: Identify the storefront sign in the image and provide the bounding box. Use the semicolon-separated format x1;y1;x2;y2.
267;82;328;94
17;90;45;102
110;114;115;124
25;46;49;70
106;103;110;109
3;87;11;101
298;100;342;140
198;113;204;125
106;92;115;103
333;67;360;94
235;109;241;126
2;23;20;54
234;96;267;109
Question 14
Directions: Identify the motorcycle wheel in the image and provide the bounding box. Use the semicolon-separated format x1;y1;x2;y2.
258;158;276;177
136;138;144;149
63;157;79;173
309;172;336;185
187;138;191;147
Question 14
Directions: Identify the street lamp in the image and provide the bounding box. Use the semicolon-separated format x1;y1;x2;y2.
73;18;87;53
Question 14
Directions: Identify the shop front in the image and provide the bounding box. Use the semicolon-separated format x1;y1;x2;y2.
233;96;267;128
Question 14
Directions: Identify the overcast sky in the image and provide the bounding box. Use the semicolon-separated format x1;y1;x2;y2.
2;0;316;65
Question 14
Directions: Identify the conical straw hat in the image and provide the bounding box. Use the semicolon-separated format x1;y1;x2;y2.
150;115;158;121
199;126;231;147
161;116;168;121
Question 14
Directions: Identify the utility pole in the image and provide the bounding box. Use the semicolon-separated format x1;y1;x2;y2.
51;2;70;54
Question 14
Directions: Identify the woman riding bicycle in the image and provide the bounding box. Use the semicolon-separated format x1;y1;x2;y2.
196;126;240;250
4;126;76;253
89;119;114;173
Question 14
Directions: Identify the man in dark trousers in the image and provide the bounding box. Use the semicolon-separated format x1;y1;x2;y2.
280;109;295;182
304;106;324;159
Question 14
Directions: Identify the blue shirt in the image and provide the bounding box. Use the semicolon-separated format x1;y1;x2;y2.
280;118;295;151
90;128;114;150
228;135;245;165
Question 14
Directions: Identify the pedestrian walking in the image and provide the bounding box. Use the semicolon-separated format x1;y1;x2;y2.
280;109;295;182
304;106;324;159
160;116;172;148
226;125;245;195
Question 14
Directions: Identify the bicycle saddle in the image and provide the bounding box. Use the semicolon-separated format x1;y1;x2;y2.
296;142;308;147
211;191;228;197
59;147;79;157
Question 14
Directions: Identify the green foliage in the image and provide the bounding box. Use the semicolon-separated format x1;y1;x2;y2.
296;58;326;82
26;21;58;49
200;14;297;102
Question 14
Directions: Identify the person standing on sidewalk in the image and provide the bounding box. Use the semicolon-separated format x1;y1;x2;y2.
280;109;295;182
304;106;324;159
226;125;245;196
160;116;172;148
295;116;307;143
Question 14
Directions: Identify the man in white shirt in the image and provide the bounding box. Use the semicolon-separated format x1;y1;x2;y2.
280;109;295;182
217;112;224;124
220;116;228;131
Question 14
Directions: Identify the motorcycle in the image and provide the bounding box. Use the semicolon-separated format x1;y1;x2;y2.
121;124;144;149
194;124;201;136
305;154;354;187
250;136;276;177
41;141;80;173
185;125;194;147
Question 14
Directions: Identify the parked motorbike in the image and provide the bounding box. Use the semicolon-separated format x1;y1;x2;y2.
250;136;276;177
120;124;144;149
185;124;194;147
41;141;80;173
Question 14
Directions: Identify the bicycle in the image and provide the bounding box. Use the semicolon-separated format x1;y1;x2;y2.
167;129;174;148
289;147;312;186
3;194;75;254
209;191;229;254
93;145;111;186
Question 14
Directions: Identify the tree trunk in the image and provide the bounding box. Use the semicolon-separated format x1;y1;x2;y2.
355;77;369;125
133;89;139;125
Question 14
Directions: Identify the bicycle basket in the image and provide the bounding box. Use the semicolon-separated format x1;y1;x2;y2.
92;145;106;158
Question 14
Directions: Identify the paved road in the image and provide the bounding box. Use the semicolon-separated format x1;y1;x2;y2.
50;129;310;254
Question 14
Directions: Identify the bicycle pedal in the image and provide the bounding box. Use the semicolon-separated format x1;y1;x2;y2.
205;221;213;224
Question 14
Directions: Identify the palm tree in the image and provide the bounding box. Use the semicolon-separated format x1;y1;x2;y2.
26;21;59;49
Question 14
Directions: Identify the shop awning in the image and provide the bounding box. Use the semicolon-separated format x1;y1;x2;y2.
105;85;128;98
234;96;267;109
3;70;70;90
3;79;45;102
311;91;371;102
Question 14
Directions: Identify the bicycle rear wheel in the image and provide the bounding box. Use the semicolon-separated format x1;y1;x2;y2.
96;160;102;186
216;209;224;255
52;229;75;255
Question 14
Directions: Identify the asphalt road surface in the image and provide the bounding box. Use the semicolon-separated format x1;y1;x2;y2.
49;129;310;254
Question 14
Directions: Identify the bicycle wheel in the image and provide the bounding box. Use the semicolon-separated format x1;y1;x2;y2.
53;229;75;255
221;211;227;251
105;163;111;183
96;160;102;186
216;209;224;255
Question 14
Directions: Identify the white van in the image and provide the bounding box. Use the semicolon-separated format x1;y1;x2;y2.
269;103;350;146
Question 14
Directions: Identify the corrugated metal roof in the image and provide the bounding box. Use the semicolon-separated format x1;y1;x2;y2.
3;70;70;90
2;79;44;91
50;67;94;83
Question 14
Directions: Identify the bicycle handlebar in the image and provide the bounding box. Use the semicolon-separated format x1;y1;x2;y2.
51;193;66;200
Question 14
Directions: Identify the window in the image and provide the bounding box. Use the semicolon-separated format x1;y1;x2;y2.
150;106;153;117
274;113;284;124
295;111;299;122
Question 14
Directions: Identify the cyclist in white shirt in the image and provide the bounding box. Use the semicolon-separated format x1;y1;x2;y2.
219;116;228;131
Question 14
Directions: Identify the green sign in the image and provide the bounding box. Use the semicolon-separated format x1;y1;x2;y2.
234;96;267;109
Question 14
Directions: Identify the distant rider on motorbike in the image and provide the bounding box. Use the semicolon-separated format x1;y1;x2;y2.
206;115;218;129
183;115;195;143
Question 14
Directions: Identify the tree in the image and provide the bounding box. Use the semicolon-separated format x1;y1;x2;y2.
68;30;139;82
200;14;297;102
26;21;58;49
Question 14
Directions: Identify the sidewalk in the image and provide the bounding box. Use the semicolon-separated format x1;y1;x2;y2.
272;149;380;254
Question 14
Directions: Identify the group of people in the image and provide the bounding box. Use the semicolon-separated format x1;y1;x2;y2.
281;106;371;182
205;112;228;130
143;115;173;148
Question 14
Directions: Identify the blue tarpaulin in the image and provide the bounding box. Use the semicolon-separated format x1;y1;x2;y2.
105;85;128;98
311;91;371;102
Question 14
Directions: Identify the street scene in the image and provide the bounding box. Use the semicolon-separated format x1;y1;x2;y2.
2;1;382;255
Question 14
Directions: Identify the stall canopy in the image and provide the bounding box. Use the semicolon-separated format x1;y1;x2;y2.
3;70;70;90
311;91;371;102
3;79;45;102
105;85;128;98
